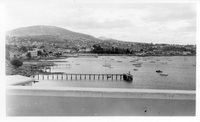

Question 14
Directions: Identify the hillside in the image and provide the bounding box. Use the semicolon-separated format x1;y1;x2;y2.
6;25;140;50
6;25;195;56
5;25;196;58
6;25;101;46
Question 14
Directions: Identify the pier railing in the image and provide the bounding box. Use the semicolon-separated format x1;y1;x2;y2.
32;73;124;81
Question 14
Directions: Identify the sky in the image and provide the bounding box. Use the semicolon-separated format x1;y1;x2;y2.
3;0;197;45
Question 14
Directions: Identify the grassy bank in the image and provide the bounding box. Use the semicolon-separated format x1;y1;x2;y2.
6;60;55;77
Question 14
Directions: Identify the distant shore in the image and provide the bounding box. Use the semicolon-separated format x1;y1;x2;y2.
49;53;196;58
97;54;196;57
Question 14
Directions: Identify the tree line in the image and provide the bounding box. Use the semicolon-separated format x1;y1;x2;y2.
91;44;133;54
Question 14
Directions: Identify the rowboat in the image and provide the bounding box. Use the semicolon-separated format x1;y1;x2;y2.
160;73;168;76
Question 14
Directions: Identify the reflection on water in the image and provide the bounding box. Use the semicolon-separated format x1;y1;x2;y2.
34;56;196;90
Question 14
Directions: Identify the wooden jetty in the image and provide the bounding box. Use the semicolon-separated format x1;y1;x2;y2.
78;53;98;58
51;64;71;69
32;73;125;81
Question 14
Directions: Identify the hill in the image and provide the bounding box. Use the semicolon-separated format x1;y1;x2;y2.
6;25;101;47
6;25;195;56
6;25;140;50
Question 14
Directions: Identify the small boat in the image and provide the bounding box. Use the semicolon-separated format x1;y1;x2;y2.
107;75;112;79
123;72;133;82
103;59;111;67
135;64;142;67
132;63;142;67
156;70;163;73
130;60;136;62
33;80;39;83
150;61;156;63
160;73;168;76
103;64;111;67
132;63;142;65
161;62;167;65
133;69;138;71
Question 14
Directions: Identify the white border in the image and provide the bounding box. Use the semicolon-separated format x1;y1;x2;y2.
1;0;199;122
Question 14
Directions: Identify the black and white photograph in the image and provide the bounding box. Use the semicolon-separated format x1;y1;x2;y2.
3;0;197;117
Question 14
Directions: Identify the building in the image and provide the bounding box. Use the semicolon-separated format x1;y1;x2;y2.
27;48;43;57
78;47;92;53
85;47;92;52
28;50;38;57
64;49;71;53
183;51;191;55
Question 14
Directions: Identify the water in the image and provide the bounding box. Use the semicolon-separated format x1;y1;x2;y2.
7;95;195;116
34;56;196;90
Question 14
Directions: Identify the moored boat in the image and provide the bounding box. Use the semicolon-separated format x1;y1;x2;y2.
160;73;168;76
123;72;133;82
133;69;138;71
156;70;163;73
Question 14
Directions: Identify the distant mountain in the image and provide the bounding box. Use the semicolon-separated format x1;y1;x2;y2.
6;25;101;45
5;25;196;56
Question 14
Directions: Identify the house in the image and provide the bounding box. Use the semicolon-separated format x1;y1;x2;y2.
64;49;71;53
9;52;19;59
78;47;92;53
183;51;191;55
78;48;86;53
27;48;43;57
85;48;92;52
28;50;37;57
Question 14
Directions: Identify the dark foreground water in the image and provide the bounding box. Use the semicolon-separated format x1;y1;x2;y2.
7;95;195;116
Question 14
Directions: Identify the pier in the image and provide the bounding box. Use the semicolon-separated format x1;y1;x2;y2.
32;73;124;81
50;64;71;69
78;53;98;58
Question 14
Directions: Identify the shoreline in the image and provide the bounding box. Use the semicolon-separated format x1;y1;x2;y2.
23;54;196;62
7;86;195;100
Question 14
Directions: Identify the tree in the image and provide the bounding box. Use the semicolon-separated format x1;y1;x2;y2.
26;52;31;59
115;47;119;54
32;45;37;48
19;46;28;52
10;59;23;68
39;45;45;49
37;50;43;57
54;52;62;57
126;48;130;54
92;44;104;53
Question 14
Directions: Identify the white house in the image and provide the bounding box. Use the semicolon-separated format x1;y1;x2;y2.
183;51;191;55
28;50;37;57
28;49;42;57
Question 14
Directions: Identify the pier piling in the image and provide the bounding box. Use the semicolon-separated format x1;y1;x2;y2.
33;73;127;81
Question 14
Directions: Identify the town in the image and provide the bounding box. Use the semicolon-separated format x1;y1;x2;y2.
6;41;196;61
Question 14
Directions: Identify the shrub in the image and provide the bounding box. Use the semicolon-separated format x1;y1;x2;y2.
19;46;28;52
10;59;23;68
26;52;31;59
37;50;43;56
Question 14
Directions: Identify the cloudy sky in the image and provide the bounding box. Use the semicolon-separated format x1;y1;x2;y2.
4;0;196;44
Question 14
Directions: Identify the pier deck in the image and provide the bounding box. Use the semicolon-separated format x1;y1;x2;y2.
33;73;125;81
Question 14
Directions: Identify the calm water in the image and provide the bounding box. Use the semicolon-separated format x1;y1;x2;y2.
34;56;196;90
